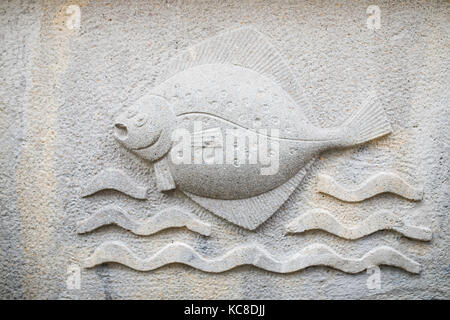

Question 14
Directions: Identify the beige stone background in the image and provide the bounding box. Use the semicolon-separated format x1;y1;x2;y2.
0;0;448;299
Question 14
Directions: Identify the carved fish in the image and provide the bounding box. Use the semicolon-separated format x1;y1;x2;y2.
113;27;392;230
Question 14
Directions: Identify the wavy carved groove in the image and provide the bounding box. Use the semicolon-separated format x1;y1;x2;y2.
80;168;147;199
84;241;421;274
317;172;423;202
285;209;432;241
77;206;212;236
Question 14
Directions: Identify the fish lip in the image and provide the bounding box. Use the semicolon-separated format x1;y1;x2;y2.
114;123;128;140
131;130;162;151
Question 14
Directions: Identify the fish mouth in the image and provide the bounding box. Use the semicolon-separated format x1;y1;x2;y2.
114;123;128;140
114;122;162;150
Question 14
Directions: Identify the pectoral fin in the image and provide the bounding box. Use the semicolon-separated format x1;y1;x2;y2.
154;157;176;191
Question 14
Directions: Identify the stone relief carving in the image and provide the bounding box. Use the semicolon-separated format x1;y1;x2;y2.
80;27;429;274
111;27;392;230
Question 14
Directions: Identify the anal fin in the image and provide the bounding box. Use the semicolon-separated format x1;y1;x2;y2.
183;159;316;230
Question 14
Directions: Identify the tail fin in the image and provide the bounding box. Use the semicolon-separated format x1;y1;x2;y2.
343;99;392;146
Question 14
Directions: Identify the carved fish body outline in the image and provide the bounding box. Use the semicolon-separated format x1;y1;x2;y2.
113;27;392;230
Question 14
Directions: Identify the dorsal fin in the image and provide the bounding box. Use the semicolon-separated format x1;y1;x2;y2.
158;27;308;109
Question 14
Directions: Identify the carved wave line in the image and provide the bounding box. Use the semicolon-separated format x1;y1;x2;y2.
80;168;147;199
285;209;432;241
77;206;212;236
317;172;423;202
84;241;421;274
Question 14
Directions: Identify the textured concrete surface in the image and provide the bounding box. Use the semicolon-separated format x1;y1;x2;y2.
0;0;449;299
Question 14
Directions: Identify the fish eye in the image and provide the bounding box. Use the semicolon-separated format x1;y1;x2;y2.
135;114;148;127
127;108;138;119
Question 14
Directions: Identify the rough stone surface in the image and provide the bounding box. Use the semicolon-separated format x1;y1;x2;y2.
0;0;449;299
